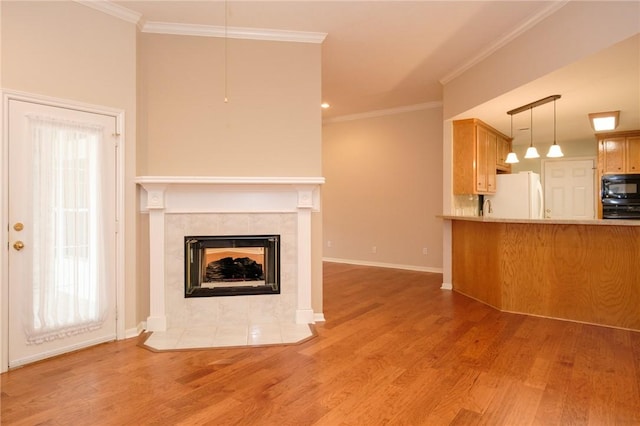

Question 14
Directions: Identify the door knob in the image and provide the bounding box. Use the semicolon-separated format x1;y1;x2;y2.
13;241;24;251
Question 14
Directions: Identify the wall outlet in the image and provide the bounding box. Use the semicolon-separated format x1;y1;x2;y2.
422;247;429;255
327;240;332;248
371;246;377;254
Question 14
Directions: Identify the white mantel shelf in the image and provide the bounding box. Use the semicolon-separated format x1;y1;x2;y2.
135;175;325;213
135;176;325;185
136;176;324;332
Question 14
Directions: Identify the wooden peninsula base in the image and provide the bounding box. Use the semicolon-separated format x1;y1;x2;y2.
450;217;640;331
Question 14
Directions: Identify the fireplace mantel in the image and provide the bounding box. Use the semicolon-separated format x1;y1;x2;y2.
136;176;325;185
136;176;324;332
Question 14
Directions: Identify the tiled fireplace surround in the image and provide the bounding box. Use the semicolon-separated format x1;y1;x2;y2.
137;177;324;339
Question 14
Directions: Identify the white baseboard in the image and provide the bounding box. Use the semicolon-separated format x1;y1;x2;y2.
314;313;326;323
124;321;147;339
323;257;443;274
10;335;115;368
440;282;453;290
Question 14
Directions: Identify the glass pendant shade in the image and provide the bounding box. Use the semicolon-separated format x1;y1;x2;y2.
524;146;540;159
505;115;519;164
546;99;563;158
547;144;564;158
505;152;519;163
523;107;539;159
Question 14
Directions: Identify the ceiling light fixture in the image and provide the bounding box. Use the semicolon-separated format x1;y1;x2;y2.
547;97;564;158
507;94;561;161
505;114;519;163
524;107;540;159
588;110;619;132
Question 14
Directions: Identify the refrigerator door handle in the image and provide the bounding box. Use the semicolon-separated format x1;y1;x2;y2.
536;180;544;218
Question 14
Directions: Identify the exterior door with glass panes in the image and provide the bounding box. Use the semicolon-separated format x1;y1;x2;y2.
7;98;118;368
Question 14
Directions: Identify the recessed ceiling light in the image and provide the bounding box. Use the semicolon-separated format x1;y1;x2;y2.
588;111;619;131
321;103;330;109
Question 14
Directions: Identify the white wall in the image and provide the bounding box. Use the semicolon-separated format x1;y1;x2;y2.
323;105;444;272
138;33;322;177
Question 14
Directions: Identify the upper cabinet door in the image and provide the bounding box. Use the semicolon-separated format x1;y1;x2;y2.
475;126;489;193
496;135;512;172
601;137;625;173
486;131;497;193
626;136;640;173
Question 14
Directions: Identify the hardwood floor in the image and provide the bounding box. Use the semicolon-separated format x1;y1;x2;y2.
2;262;640;425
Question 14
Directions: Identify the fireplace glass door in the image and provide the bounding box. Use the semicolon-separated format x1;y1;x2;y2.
185;235;280;297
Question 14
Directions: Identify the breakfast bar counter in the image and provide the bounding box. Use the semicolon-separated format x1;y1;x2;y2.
443;216;640;331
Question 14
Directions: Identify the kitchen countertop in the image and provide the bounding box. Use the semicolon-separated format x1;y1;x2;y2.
439;215;640;227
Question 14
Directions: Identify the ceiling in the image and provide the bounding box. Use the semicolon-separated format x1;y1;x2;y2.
113;0;639;145
461;32;640;146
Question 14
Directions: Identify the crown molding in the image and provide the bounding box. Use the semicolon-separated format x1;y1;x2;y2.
73;1;326;42
323;101;443;124
141;22;327;44
74;0;142;25
439;0;570;85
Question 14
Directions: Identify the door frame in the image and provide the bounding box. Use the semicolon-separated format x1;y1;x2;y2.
1;90;126;372
540;156;598;219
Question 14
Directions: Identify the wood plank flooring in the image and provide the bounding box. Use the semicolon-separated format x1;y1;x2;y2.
2;262;640;425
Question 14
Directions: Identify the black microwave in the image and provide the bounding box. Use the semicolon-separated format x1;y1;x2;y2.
602;174;640;219
602;174;640;203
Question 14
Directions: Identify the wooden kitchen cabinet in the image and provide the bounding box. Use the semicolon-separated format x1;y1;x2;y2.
496;135;512;172
598;130;640;174
627;136;640;172
475;125;491;193
596;130;640;218
599;137;626;173
453;118;510;195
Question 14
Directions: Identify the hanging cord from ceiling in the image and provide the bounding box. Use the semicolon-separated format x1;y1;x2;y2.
224;0;229;103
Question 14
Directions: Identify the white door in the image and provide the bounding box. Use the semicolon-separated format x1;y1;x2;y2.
8;99;118;368
543;159;596;219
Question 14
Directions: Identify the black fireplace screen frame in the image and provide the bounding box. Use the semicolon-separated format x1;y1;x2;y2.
184;235;280;297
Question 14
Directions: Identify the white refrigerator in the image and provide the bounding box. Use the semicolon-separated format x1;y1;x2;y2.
485;171;544;219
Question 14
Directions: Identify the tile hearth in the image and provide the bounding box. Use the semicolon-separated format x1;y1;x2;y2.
143;322;314;351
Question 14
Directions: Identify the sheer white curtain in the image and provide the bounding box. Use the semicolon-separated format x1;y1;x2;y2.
25;115;108;344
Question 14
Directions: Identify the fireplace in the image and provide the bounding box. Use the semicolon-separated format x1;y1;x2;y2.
185;235;280;297
136;176;324;332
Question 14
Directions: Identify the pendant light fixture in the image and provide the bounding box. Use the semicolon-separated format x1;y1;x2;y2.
524;107;540;159
546;97;564;158
505;114;519;163
507;95;561;161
